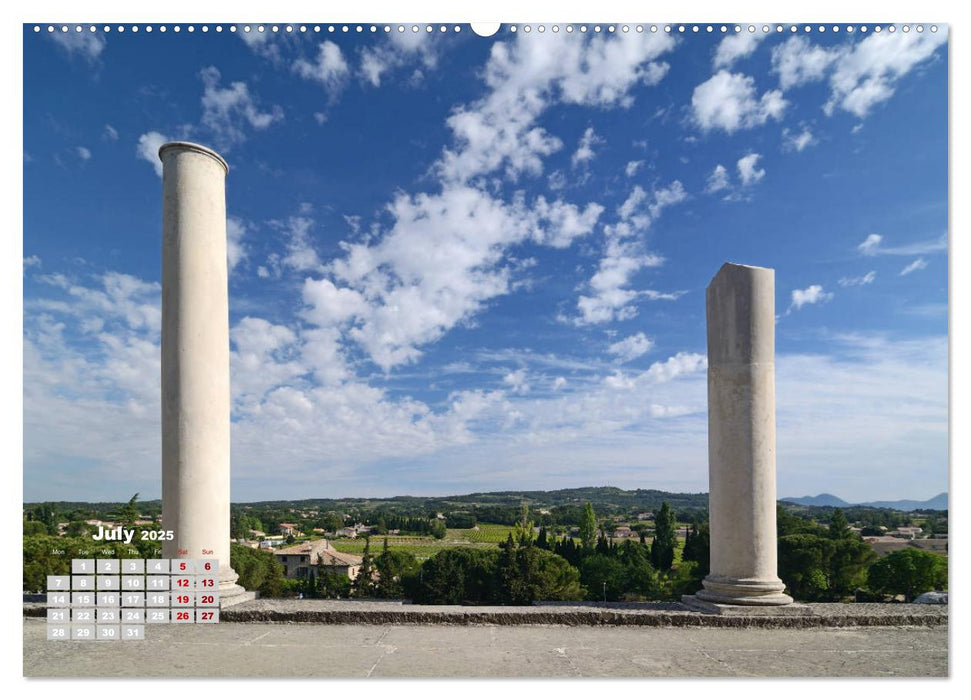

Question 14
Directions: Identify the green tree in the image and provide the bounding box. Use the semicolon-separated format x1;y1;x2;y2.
867;549;947;602
579;502;598;552
429;519;447;540
375;542;418;598
112;493;140;528
414;549;500;604
579;554;627;602
513;504;535;546
230;544;285;596
354;537;377;597
650;502;677;571
681;521;710;577
498;537;583;604
828;508;851;539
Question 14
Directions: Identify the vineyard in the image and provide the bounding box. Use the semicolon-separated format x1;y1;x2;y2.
326;524;517;560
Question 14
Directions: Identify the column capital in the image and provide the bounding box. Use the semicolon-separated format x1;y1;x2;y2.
158;141;229;175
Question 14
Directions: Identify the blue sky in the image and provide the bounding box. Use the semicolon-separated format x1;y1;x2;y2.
22;23;948;503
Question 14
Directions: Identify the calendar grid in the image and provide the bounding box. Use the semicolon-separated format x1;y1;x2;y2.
46;558;220;640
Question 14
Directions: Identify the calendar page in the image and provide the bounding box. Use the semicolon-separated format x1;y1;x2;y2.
20;0;950;681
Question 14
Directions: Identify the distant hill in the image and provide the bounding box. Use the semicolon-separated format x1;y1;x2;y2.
781;492;948;512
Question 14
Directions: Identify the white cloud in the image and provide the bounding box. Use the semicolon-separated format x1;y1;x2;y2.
858;233;883;255
199;66;284;149
136;131;170;177
900;258;928;276
571;127;603;168
705;164;731;194
50;30;106;62
503;368;530;394
359;30;439;88
838;271;876;287
24;255;42;268
226;217;249;272
737;153;765;186
625;160;644;177
782;126;817;152
789;284;834;312
608;332;655;363
76;146;91;161
103;124;119;141
439;31;676;183
269;216;323;273
691;70;787;133
771;36;840;90
713;30;767;68
293;41;350;97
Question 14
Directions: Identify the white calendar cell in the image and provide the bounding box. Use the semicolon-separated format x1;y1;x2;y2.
121;624;145;640
121;559;145;574
47;608;69;623
171;592;195;607
146;592;170;607
196;609;219;624
146;575;170;591
96;625;120;641
72;575;94;590
146;559;169;574
196;592;219;607
172;609;194;624
97;608;120;623
121;575;145;590
146;609;169;624
172;575;196;591
72;608;95;623
72;592;95;606
46;575;70;591
121;592;145;607
97;592;120;606
47;592;70;606
72;559;94;574
171;559;194;574
96;559;119;574
96;575;119;590
122;608;144;623
71;624;96;640
47;624;71;640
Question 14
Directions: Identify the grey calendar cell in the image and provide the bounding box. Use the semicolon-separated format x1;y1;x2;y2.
71;592;96;606
172;609;195;624
171;575;197;592
196;608;219;624
197;558;219;576
121;575;145;590
145;609;169;624
71;624;96;640
146;559;169;574
72;608;95;623
47;608;69;623
47;592;70;606
46;575;70;591
121;559;145;574
196;592;219;607
122;608;144;623
146;592;170;607
97;592;120;606
121;624;145;641
71;559;94;574
146;575;170;591
171;592;195;607
47;624;71;641
97;608;120;623
72;575;94;590
171;559;194;575
120;592;145;607
96;559;119;574
96;625;120;641
196;574;218;591
96;575;119;590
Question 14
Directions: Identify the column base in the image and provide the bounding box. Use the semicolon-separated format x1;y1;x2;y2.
695;574;794;606
218;566;258;608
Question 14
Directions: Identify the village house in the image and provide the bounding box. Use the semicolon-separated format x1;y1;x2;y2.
273;539;363;580
612;526;634;539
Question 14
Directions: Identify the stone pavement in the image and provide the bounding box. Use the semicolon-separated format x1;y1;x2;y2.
23;617;947;678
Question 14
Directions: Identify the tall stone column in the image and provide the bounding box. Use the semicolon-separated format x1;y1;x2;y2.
159;141;247;603
696;263;792;606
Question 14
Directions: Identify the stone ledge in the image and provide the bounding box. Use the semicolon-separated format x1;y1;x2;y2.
24;600;944;628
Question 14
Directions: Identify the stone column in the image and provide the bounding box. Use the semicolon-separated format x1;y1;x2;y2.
159;142;247;603
696;263;792;606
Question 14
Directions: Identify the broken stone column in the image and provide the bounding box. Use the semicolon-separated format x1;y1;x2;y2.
159;142;249;605
695;263;792;606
